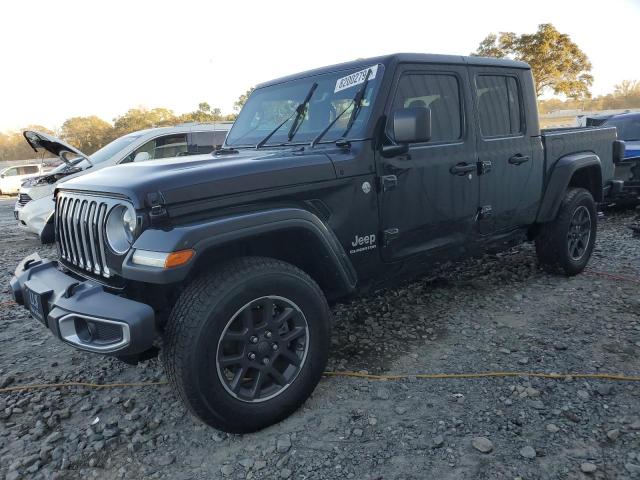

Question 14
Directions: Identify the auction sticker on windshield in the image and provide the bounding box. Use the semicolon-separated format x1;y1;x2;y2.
335;65;378;93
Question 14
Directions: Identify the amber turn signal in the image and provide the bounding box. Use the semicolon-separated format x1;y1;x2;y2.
164;249;195;268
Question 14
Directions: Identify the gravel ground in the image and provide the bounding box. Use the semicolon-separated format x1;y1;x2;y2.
1;198;640;480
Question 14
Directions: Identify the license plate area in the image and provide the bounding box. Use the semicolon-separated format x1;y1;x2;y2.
23;279;52;325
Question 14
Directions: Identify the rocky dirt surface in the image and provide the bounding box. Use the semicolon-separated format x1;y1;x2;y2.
1;198;640;480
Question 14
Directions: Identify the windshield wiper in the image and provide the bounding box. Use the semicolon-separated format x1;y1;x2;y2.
255;82;318;149
310;68;373;148
287;83;318;141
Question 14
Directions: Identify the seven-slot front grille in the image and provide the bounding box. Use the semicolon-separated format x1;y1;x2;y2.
55;192;124;278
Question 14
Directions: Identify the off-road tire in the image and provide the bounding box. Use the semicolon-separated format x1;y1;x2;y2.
162;256;331;433
535;187;596;276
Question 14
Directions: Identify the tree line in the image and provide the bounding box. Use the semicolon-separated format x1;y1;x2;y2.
0;96;251;162
538;80;640;114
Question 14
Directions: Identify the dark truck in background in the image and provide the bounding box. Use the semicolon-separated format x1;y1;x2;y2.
11;53;623;433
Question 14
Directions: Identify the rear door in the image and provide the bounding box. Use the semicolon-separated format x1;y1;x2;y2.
378;63;479;262
470;68;537;234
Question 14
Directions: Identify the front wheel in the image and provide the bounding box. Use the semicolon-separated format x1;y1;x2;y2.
162;257;331;433
535;187;597;276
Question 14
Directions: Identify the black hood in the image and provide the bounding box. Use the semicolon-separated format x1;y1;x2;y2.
58;149;337;209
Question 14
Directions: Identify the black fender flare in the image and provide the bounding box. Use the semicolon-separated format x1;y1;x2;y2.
536;152;602;223
122;208;357;293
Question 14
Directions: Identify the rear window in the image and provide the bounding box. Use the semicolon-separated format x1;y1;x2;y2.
476;75;523;137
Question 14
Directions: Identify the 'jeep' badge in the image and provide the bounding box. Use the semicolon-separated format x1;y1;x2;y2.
349;234;377;254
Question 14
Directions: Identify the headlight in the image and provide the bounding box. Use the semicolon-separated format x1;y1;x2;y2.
105;205;137;254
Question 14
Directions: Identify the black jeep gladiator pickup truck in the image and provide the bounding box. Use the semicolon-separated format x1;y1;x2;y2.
11;53;623;433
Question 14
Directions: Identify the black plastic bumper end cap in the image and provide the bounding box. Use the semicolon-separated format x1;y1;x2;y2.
10;276;23;305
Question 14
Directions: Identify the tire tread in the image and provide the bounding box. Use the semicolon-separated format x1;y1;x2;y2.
162;256;330;432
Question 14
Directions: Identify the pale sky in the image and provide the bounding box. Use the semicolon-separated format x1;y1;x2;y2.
1;0;638;131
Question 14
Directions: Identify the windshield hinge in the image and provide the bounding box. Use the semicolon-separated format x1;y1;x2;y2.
146;192;169;226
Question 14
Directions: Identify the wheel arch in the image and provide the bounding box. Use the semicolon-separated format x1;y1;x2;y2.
536;152;602;223
126;208;357;300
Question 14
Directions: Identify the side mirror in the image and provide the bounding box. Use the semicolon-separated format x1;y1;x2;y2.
392;107;431;144
133;151;150;162
381;107;432;158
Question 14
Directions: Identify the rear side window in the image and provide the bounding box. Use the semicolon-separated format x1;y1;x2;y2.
154;134;188;158
389;73;462;143
476;75;523;137
19;166;39;174
213;131;228;147
189;131;226;155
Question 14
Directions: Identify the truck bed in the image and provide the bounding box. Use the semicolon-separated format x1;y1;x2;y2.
540;126;617;187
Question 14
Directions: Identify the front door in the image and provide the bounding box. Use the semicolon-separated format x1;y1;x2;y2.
378;64;479;262
470;68;537;234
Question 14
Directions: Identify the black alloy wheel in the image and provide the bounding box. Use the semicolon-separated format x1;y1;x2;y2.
567;205;592;261
216;295;309;402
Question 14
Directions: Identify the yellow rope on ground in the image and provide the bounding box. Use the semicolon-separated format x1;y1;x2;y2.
2;371;640;394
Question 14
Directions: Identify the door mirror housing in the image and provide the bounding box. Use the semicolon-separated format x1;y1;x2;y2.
392;107;432;144
133;151;151;162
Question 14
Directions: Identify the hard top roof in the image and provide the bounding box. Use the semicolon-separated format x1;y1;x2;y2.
258;53;530;88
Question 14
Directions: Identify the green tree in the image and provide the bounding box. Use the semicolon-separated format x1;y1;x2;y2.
0;125;56;161
234;87;255;111
474;23;593;99
613;80;640;108
177;102;224;123
113;107;177;136
60;116;114;154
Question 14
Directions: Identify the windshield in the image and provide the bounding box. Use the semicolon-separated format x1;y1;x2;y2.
226;64;384;147
90;134;143;163
47;133;144;174
605;116;640;141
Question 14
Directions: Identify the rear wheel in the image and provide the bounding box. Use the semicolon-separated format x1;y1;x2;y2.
162;256;331;433
535;187;597;276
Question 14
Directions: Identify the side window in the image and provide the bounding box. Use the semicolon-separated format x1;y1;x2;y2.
130;139;155;162
154;134;187;159
3;167;18;177
188;132;216;155
476;75;523;137
130;134;188;161
389;73;462;143
22;166;39;174
213;131;227;147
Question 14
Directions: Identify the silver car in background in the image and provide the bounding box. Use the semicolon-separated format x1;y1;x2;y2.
16;123;232;242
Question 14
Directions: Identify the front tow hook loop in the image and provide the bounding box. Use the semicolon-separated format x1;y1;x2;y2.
64;282;80;299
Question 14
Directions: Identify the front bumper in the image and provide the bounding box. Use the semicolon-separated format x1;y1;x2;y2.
10;254;156;355
15;195;54;237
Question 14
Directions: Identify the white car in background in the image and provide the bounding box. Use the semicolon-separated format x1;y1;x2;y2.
0;164;42;195
16;123;232;242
